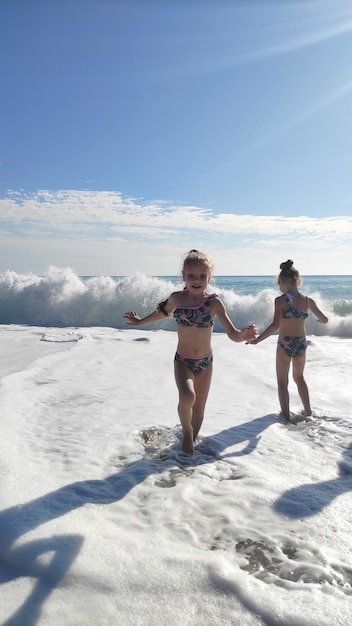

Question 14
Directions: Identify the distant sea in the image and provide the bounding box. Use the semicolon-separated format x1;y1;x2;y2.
159;275;352;301
0;268;351;336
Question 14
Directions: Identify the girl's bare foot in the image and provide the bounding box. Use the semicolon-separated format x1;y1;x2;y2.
182;431;194;455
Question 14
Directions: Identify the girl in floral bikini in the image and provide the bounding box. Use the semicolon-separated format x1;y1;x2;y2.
124;250;256;455
249;260;328;421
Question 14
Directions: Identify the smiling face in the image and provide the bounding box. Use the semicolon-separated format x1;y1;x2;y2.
182;262;210;294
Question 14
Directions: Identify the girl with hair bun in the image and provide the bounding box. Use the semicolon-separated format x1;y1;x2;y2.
249;260;328;421
124;250;257;454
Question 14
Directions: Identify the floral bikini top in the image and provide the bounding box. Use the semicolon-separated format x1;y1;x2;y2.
173;293;217;328
282;292;308;320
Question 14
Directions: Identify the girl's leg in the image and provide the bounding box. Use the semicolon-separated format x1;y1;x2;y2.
192;365;213;441
174;361;196;454
292;354;311;416
276;345;291;419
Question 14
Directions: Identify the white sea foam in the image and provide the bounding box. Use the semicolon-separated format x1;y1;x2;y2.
0;266;351;337
0;325;351;625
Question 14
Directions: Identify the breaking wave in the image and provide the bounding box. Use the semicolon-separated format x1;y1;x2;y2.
0;266;351;337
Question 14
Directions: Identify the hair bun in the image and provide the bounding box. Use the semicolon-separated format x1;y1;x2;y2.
280;259;294;270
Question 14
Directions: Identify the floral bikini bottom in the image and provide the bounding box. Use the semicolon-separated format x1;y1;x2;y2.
174;352;213;376
278;336;307;357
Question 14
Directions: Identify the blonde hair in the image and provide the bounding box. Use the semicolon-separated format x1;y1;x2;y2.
278;260;301;285
157;250;214;316
182;249;214;279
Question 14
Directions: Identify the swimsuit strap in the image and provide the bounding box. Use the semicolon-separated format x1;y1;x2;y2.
282;293;308;319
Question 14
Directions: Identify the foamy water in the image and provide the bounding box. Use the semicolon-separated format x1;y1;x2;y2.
0;266;351;337
0;323;351;625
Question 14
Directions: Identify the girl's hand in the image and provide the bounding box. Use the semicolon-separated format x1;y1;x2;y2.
123;311;141;326
241;324;257;342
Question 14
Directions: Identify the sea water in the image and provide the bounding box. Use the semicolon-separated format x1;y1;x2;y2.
0;269;352;625
0;267;351;337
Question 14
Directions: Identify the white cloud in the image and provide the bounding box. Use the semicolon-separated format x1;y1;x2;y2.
0;190;351;275
1;190;352;237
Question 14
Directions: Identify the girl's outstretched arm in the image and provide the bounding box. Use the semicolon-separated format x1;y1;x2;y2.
124;293;177;327
124;309;165;326
308;298;328;324
213;298;257;342
249;296;282;345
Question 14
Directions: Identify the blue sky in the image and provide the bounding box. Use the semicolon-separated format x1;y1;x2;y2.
1;0;352;275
